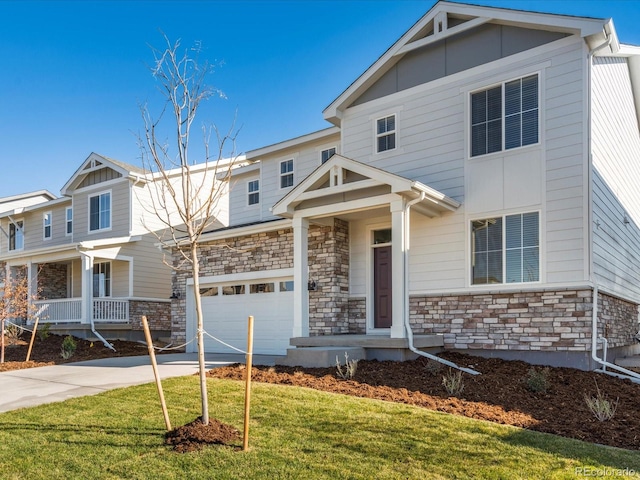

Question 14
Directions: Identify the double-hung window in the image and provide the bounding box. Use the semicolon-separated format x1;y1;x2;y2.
43;212;52;240
471;74;538;157
280;159;294;189
9;220;24;251
89;192;111;231
93;261;111;297
376;115;396;153
66;207;73;235
248;179;259;205
471;212;539;285
321;147;336;164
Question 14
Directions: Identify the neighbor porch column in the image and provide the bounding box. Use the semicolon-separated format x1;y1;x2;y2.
27;261;37;323
79;251;93;325
390;198;406;339
293;215;309;338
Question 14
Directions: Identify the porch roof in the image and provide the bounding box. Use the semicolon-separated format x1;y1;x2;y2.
271;154;460;219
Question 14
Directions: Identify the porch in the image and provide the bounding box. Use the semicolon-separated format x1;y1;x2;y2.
34;298;130;324
282;334;445;367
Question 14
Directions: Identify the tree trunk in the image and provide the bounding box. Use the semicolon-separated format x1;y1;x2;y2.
191;243;209;425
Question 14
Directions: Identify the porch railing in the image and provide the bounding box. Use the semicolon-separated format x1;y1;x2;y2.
33;298;130;324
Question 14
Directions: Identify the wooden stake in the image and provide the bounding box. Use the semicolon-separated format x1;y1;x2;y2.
25;316;40;362
243;315;254;451
141;315;172;431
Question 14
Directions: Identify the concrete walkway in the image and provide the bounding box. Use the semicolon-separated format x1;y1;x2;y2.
0;353;281;413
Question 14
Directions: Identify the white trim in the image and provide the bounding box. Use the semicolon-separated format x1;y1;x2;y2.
366;222;392;334
42;211;52;241
247;126;340;159
374;113;398;155
87;189;112;234
70;176;129;196
247;178;260;206
191;268;294;286
195;219;292;244
8;218;24;252
65;206;73;237
279;158;295;190
319;146;338;165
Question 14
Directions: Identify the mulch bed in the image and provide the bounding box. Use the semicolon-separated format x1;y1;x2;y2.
165;417;240;452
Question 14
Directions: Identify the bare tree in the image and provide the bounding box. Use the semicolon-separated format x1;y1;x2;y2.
138;35;239;425
0;267;36;363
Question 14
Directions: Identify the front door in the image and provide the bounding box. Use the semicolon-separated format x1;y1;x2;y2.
374;245;392;328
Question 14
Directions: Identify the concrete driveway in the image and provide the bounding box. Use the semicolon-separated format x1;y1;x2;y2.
0;353;280;413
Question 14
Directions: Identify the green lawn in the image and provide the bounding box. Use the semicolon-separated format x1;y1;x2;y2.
0;376;639;479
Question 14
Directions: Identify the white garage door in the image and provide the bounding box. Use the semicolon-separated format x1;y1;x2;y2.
198;276;294;355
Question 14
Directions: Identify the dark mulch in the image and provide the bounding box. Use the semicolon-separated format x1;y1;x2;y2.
208;352;640;451
165;417;240;452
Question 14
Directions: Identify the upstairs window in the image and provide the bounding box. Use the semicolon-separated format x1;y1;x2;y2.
43;212;52;240
471;212;539;285
89;191;111;231
471;74;538;157
376;114;396;153
9;220;24;251
248;179;259;205
66;207;73;235
280;159;294;189
321;147;336;164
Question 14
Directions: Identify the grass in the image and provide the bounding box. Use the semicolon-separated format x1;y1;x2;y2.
0;377;639;479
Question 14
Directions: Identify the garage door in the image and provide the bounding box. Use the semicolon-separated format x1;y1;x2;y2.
198;276;294;355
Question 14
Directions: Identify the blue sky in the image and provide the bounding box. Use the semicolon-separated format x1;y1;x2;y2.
2;0;639;198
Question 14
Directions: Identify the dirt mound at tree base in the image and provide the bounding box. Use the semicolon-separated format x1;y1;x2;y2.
165;417;241;453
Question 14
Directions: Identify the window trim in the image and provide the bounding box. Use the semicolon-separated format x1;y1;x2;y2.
320;146;337;164
375;114;397;154
469;73;540;159
247;179;260;206
88;190;112;233
92;261;111;298
8;219;24;252
65;207;73;236
279;159;294;190
470;211;540;286
43;212;52;240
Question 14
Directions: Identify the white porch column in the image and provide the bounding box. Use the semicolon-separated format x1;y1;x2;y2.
390;199;406;338
27;262;36;322
292;215;309;338
79;251;93;325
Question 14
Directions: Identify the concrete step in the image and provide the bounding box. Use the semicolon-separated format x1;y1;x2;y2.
281;346;366;368
615;356;640;368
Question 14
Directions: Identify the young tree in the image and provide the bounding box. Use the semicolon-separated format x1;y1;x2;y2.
0;267;35;363
138;35;239;425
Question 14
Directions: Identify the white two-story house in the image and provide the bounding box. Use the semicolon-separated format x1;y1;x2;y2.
178;2;640;369
0;153;230;343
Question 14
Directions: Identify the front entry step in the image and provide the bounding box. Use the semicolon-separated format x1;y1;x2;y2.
282;347;366;368
614;356;640;369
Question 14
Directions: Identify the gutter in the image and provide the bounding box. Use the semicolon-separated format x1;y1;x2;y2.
403;193;480;376
76;247;116;352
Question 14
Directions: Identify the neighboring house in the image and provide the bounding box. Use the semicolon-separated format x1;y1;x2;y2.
0;153;199;342
171;0;640;370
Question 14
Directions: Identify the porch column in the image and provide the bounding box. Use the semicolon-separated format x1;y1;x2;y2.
292;215;309;338
27;262;37;322
79;251;93;325
390;199;406;339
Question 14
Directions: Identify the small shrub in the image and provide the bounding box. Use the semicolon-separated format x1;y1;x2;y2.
60;335;77;360
4;323;23;346
584;381;618;422
37;322;51;341
336;352;359;380
425;359;443;375
525;366;551;393
442;369;465;396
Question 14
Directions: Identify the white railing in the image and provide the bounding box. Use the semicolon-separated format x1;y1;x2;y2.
33;298;129;324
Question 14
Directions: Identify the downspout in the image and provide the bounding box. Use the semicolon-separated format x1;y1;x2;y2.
584;28;640;381
403;193;480;375
76;247;116;352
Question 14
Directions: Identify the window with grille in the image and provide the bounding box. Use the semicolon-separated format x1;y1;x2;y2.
280;159;294;188
376;115;396;153
248;179;259;205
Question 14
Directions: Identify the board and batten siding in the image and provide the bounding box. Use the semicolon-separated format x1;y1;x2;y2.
591;56;640;300
341;36;588;290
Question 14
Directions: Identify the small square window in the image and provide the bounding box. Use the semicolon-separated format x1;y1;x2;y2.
250;283;275;294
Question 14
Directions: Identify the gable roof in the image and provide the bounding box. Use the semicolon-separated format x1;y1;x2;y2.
272;154;460;219
323;0;616;125
61;152;147;195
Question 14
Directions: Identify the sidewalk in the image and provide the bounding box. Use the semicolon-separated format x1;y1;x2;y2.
0;353;280;413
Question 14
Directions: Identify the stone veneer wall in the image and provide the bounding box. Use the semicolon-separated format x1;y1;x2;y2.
348;297;366;333
308;219;350;335
0;262;5;285
129;300;172;332
38;263;68;299
410;289;639;352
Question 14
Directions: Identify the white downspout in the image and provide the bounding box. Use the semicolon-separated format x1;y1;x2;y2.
77;247;116;352
403;193;480;376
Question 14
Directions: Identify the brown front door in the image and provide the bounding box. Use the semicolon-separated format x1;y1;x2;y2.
374;246;392;328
